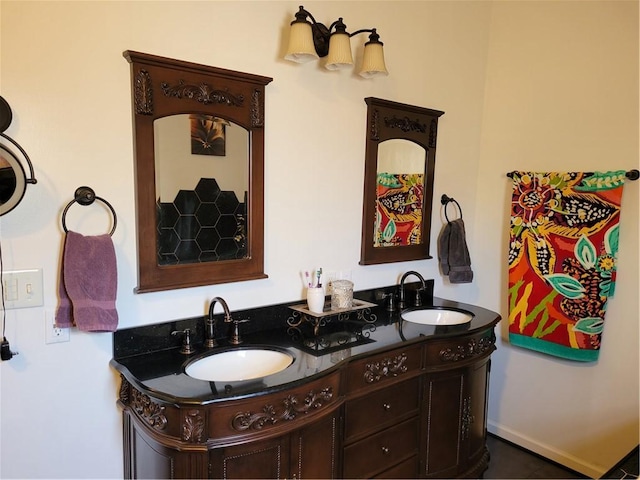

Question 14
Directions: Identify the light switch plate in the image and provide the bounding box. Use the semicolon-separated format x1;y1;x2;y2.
3;268;44;309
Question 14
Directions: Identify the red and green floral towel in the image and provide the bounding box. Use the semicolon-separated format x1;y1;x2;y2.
508;171;627;361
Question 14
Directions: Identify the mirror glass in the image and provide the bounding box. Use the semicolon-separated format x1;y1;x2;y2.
360;97;444;265
154;114;249;264
374;139;426;247
0;144;27;216
125;50;272;292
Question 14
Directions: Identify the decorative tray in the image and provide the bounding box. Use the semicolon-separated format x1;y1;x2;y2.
288;299;378;318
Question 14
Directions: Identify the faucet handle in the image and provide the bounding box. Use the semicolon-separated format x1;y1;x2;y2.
172;328;195;355
414;289;423;307
381;292;396;311
228;318;249;345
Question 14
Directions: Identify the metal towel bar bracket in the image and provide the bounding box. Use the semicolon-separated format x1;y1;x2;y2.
506;169;639;180
61;186;117;236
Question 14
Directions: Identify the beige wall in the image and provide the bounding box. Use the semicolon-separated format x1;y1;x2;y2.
477;1;639;477
0;1;637;478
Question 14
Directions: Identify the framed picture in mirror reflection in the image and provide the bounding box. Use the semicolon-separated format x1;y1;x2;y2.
190;114;228;156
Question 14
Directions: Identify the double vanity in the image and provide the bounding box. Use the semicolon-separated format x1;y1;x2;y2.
116;51;499;479
111;285;500;479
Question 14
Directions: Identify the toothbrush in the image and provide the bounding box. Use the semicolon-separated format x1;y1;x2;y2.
305;271;311;287
317;268;323;288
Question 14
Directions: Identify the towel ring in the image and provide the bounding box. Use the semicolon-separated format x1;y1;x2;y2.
61;186;117;236
441;194;463;222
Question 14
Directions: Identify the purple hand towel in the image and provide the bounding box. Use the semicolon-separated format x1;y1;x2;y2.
55;231;118;332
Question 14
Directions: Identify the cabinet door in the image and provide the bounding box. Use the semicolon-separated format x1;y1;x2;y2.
422;369;465;478
290;408;342;480
209;435;290;479
462;358;491;473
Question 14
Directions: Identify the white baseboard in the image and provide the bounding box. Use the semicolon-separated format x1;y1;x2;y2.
487;420;605;479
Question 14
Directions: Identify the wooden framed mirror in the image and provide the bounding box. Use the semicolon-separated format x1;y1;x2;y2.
360;97;444;265
124;51;272;292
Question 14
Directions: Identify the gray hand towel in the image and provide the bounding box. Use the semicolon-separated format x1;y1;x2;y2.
438;218;473;283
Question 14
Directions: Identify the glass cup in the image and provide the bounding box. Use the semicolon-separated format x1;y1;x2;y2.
331;280;354;310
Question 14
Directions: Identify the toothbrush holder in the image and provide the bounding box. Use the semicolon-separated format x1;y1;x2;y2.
306;287;325;314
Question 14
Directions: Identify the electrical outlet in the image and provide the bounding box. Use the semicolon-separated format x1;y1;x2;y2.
45;310;70;344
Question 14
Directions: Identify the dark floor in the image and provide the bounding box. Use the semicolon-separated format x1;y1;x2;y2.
485;434;587;479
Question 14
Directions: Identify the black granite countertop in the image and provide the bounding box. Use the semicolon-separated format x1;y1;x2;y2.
110;287;501;406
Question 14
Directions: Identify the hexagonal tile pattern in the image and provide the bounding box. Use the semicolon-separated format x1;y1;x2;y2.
156;178;247;264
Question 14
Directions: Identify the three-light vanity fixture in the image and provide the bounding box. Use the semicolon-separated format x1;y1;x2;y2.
284;5;388;78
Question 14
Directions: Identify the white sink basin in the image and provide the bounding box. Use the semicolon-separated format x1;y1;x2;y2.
185;348;294;382
401;308;473;326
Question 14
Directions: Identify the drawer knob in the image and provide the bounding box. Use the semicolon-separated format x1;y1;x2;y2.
381;446;390;454
382;403;391;411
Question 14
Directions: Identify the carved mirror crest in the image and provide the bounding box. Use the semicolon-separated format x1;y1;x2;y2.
360;97;444;265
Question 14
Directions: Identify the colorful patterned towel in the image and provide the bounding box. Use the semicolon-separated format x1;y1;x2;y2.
508;171;627;361
375;173;424;247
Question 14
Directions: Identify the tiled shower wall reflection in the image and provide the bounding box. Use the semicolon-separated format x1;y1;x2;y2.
157;178;247;264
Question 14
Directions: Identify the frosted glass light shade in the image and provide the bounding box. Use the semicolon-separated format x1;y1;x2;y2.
284;22;319;63
359;42;388;78
325;33;354;70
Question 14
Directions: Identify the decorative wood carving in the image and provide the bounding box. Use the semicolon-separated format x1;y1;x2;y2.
370;108;380;141
364;353;408;383
429;118;438;148
130;387;168;430
160;80;244;107
439;335;495;362
119;375;131;404
384;115;427;134
461;396;474;440
250;88;264;127
182;409;205;443
231;387;333;431
134;69;153;115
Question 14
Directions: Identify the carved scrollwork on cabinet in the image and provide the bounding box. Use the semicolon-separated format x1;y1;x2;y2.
182;409;205;443
119;375;131;404
130;387;168;431
461;396;474;441
231;387;333;432
439;335;495;362
364;353;408;383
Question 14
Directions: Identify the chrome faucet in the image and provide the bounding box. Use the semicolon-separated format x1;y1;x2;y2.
398;271;427;310
207;297;246;346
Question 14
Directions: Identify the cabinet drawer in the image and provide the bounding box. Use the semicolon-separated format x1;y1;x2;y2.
374;455;418;479
344;377;419;442
208;371;341;442
343;418;419;479
424;329;495;368
345;344;422;394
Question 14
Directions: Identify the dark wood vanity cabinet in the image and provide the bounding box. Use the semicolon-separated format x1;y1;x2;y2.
116;325;496;479
422;331;494;478
209;404;341;479
343;344;423;478
422;359;491;478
